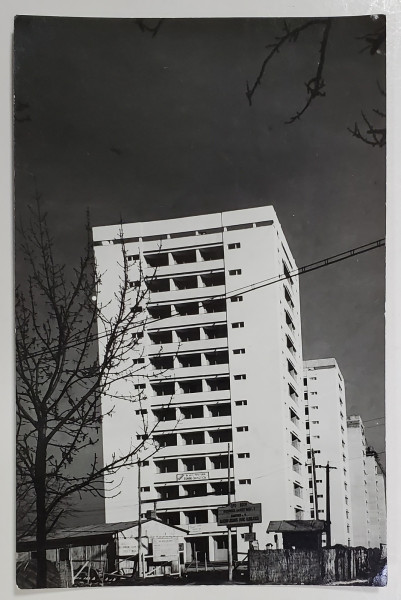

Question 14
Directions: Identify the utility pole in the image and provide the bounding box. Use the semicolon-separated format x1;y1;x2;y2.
227;442;233;582
316;461;337;548
137;459;143;578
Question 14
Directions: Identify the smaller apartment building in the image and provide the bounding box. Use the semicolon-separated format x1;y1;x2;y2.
303;359;353;546
366;448;387;548
347;415;371;547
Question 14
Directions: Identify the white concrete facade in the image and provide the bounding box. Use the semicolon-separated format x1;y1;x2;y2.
303;358;353;546
93;206;308;562
347;415;370;547
365;449;387;548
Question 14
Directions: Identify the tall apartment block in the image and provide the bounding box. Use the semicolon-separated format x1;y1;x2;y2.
366;448;387;548
347;415;370;547
303;358;353;546
93;206;309;562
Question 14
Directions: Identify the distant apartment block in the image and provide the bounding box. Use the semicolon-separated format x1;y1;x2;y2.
93;206;309;562
347;415;370;547
303;358;353;546
366;447;387;548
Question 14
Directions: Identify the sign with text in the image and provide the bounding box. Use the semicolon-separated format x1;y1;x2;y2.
176;471;209;482
243;532;256;542
152;536;180;562
217;501;262;527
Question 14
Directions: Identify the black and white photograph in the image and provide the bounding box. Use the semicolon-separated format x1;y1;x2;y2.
13;9;388;591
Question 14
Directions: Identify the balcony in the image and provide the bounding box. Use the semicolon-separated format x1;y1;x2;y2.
147;336;228;357
151;389;231;408
154;414;231;433
155;494;225;511
146;258;225;279
153;465;234;485
146;310;227;332
155;440;233;459
150;284;226;304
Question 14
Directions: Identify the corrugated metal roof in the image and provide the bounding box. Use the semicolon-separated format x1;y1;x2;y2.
266;519;326;533
17;518;188;546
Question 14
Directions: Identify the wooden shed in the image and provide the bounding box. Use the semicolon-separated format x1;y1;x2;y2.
16;518;188;586
267;519;326;551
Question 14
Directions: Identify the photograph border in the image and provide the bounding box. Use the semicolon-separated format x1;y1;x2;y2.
2;1;401;598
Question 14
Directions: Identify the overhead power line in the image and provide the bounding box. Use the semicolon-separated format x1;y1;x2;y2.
19;237;385;361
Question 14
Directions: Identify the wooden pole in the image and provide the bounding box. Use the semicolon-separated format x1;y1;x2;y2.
326;462;332;548
227;442;233;582
138;459;143;578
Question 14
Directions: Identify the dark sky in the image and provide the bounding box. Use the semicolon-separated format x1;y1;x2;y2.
14;16;385;523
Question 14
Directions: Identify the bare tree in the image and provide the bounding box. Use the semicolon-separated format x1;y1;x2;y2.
246;16;385;146
15;200;175;588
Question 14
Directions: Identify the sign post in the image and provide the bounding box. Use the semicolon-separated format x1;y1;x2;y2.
217;501;262;527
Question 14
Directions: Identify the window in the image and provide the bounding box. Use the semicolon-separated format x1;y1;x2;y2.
229;269;242;276
234;374;246;380
136;409;147;415
238;452;250;458
235;400;247;406
303;378;307;386
287;360;297;377
239;479;251;485
233;348;245;354
316;479;322;484
236;426;249;432
232;321;244;328
312;420;319;425
306;436;310;444
142;461;149;466
129;280;140;288
304;392;308;400
133;358;145;365
310;376;317;380
140;486;150;492
228;242;241;249
231;295;243;302
136;434;148;440
132;331;144;340
310;391;317;395
293;483;303;498
317;494;323;498
135;384;146;390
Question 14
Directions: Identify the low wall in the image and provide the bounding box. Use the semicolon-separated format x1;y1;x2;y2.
249;546;382;585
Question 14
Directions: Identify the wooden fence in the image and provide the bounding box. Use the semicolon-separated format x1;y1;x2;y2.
249;546;383;585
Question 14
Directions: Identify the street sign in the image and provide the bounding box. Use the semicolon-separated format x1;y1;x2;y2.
217;501;262;527
176;471;209;482
153;536;180;562
243;532;256;542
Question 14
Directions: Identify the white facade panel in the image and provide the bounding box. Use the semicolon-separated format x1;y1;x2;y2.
93;206;308;560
